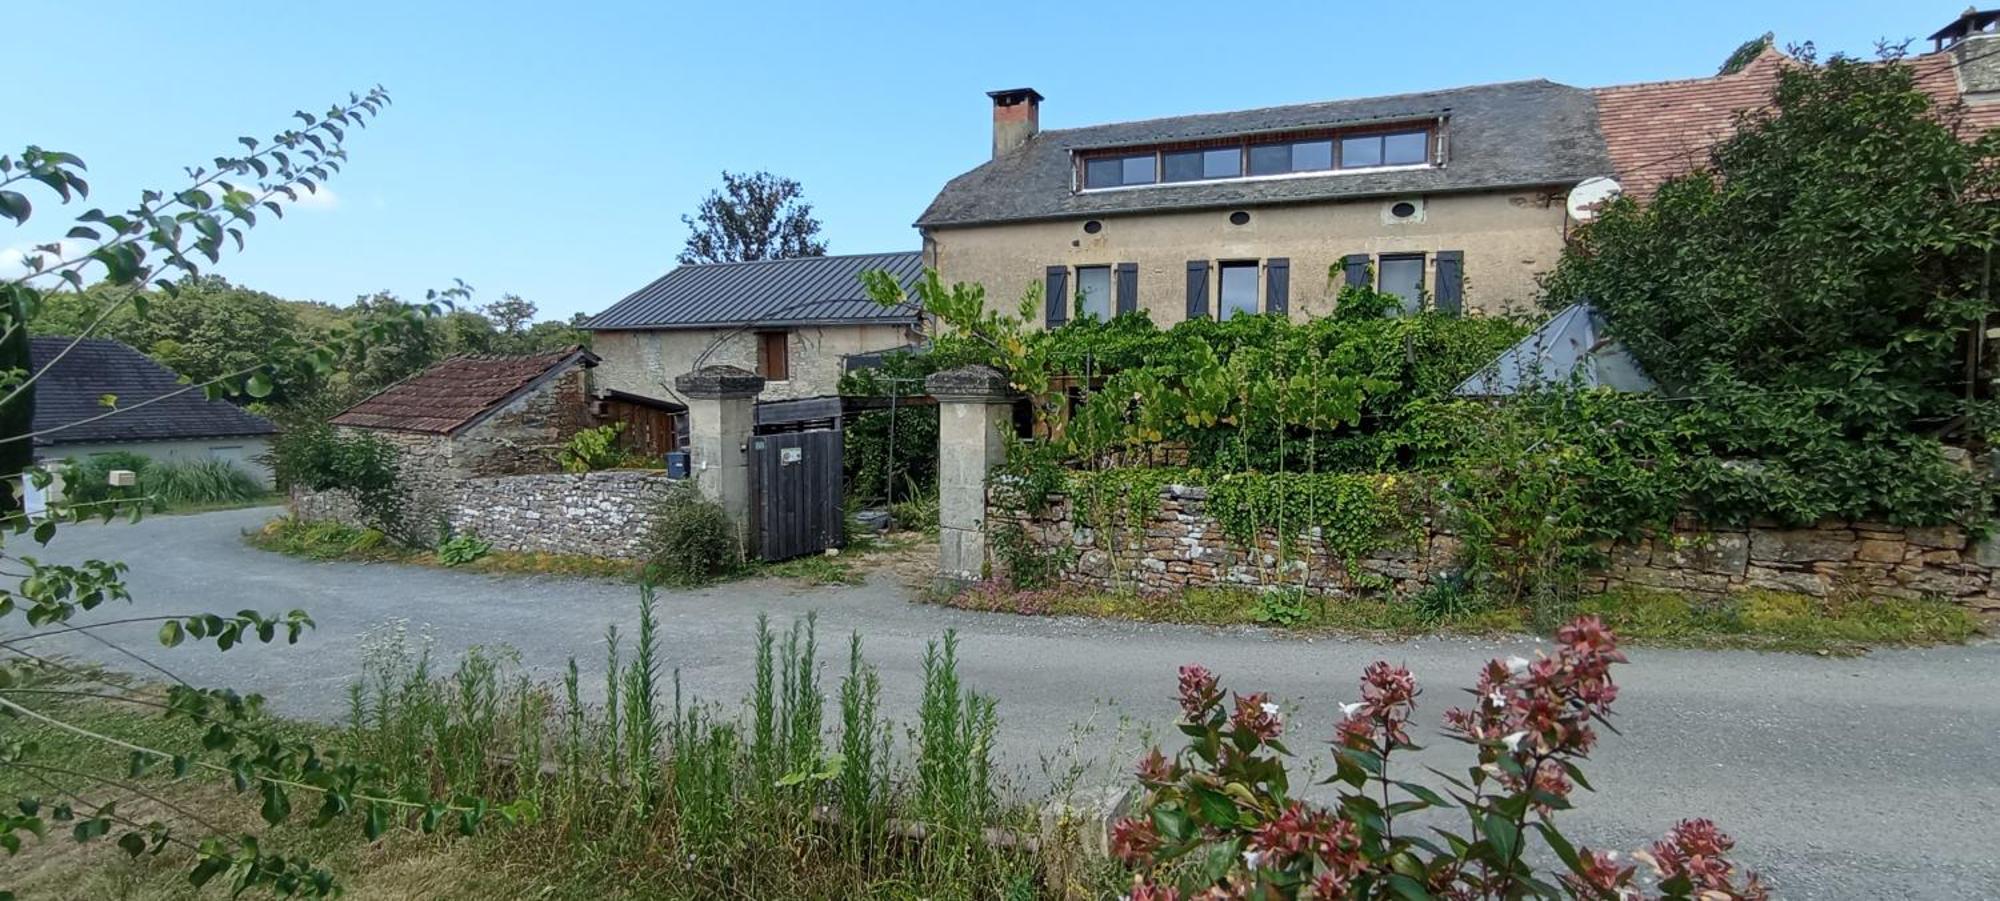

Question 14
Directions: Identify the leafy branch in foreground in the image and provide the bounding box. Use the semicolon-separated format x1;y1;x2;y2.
0;92;516;897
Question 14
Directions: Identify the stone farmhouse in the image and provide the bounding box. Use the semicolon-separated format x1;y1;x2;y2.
585;252;925;405
915;17;2000;328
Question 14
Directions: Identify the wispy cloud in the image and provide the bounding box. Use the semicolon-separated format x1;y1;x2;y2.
283;185;339;211
0;239;96;281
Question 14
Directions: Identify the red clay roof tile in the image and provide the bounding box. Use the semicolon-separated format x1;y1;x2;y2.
330;346;593;435
1592;48;2000;201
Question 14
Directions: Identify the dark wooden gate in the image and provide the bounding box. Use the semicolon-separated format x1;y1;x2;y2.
749;428;844;562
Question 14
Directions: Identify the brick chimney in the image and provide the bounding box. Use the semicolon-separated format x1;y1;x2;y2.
986;88;1043;159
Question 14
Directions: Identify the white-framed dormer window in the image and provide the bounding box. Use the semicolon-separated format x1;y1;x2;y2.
1077;123;1437;193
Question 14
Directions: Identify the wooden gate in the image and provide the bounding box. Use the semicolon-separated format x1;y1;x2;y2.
749;428;844;562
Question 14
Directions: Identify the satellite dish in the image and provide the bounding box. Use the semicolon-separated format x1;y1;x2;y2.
1566;176;1623;222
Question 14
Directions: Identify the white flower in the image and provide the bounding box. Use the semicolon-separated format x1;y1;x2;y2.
1502;731;1530;752
1243;849;1265;870
1505;655;1531;675
1338;701;1365;717
1261;701;1281;718
1486;689;1507;709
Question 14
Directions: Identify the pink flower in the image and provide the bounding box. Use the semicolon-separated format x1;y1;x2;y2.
1111;816;1163;865
1231;692;1284;742
1644;819;1768;901
1126;878;1181;901
1135;747;1177;786
1559;848;1636;898
1177;665;1222;718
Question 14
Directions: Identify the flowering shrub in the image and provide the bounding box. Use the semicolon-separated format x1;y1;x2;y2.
1114;616;1768;899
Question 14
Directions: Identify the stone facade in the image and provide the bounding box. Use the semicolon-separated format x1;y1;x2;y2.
591;324;914;403
990;485;2000;613
295;470;683;560
924;189;1567;323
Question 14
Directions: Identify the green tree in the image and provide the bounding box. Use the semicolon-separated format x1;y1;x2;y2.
1543;50;2000;524
482;292;536;335
678;170;827;264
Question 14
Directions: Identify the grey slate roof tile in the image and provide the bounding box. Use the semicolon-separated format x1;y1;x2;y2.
917;80;1613;228
28;337;276;447
584;252;924;331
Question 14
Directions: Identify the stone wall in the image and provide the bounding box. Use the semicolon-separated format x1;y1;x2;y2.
448;471;681;558
294;470;684;560
989;484;2000;613
456;366;595;476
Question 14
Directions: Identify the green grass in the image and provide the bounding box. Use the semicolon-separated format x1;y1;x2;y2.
933;582;1980;654
248;515;917;588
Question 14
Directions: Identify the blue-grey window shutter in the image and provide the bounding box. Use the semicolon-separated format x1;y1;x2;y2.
1185;260;1209;319
1265;258;1289;315
1342;254;1371;292
1045;266;1068;328
1434;251;1464;315
1115;262;1138;316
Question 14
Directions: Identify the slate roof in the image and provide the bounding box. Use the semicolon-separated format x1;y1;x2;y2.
330;346;595;435
28;337;276;447
1593;47;2000;201
916;80;1612;228
585;252;925;331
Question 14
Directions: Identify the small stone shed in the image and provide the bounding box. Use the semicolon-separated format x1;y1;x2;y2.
328;347;607;512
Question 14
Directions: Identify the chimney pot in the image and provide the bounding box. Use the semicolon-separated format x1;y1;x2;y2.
987;88;1043;159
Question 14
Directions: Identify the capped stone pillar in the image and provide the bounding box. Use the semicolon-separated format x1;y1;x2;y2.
674;365;765;553
925;365;1017;583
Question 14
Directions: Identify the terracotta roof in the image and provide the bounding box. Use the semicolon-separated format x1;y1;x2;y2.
330;346;594;435
1593;47;2000;201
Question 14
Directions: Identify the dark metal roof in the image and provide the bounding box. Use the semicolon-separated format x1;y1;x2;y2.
917;79;1612;228
585;252;925;331
28;337;276;447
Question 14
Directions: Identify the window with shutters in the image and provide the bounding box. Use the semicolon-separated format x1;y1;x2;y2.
1378;254;1426;315
1218;261;1260;319
1076;265;1113;320
1078;122;1434;192
756;331;790;381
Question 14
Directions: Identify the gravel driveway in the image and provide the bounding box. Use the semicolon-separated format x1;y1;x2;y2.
17;506;2000;898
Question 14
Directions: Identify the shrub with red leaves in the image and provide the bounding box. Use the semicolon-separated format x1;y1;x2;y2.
1114;616;1768;899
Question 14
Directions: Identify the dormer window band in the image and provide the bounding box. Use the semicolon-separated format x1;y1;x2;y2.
1075;122;1439;192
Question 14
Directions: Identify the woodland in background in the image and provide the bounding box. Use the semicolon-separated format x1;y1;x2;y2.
28;274;591;415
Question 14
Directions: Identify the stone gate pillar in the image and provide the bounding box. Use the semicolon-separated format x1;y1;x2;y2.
925;365;1017;583
674;365;764;552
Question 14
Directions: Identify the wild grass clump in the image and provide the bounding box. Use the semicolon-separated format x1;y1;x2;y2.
341;588;1048;899
61;453;269;512
145;457;266;509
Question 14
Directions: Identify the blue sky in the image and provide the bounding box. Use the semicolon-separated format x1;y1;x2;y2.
4;1;1937;321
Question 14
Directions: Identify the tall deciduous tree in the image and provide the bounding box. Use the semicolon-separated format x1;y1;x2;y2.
678;171;827;264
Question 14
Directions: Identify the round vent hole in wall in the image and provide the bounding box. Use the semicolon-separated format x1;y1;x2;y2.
1390;201;1418;219
1083;220;1103;234
1228;211;1251;226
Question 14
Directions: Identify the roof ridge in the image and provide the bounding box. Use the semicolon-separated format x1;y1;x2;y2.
669;250;921;271
1592;47;1790;95
1036;78;1570;137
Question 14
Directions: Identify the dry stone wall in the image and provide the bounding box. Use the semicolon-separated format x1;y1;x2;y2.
990;484;2000;613
294;470;682;560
